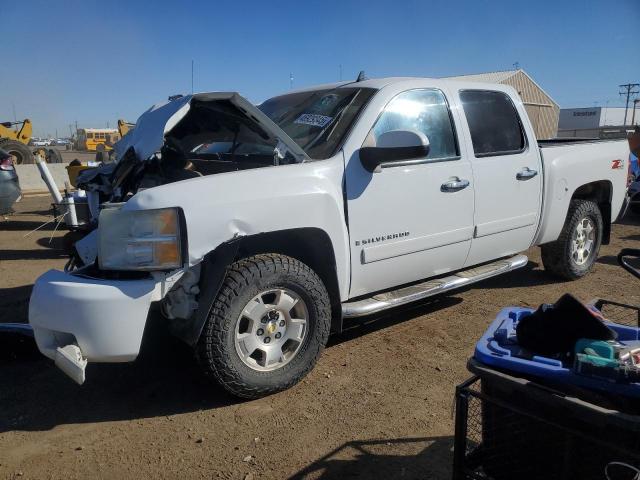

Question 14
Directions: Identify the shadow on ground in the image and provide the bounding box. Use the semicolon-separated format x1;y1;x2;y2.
0;257;556;433
288;436;453;480
0;285;33;323
0;219;58;232
597;254;640;269
477;261;561;290
0;296;464;433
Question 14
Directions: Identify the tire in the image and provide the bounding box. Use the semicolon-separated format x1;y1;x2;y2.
541;199;603;280
196;254;331;399
0;139;34;164
47;148;63;163
95;150;109;163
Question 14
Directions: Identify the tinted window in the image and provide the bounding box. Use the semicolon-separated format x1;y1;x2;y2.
368;89;458;160
459;90;526;156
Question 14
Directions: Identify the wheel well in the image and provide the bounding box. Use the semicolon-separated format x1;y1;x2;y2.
235;228;343;333
571;180;612;244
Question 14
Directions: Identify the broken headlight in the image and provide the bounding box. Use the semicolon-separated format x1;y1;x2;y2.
98;207;183;271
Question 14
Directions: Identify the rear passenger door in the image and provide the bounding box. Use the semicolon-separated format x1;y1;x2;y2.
457;89;543;266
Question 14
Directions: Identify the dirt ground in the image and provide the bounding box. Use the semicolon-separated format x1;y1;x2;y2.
1;196;639;480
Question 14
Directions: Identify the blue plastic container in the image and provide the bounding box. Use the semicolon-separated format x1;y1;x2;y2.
474;306;640;398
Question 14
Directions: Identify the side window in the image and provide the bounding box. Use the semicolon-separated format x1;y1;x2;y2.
367;89;459;160
459;90;526;157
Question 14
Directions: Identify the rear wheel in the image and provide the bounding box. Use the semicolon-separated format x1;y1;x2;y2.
47;148;63;163
196;254;331;398
541;199;603;280
0;139;34;164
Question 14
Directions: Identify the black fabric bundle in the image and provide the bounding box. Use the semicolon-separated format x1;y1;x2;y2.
516;293;617;356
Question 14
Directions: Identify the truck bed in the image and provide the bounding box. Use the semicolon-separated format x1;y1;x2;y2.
538;138;628;148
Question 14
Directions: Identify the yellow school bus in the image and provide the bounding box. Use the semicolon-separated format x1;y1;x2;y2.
76;128;121;151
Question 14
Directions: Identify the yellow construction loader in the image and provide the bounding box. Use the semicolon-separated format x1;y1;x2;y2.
0;119;62;164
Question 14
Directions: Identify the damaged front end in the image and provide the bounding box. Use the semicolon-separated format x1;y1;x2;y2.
76;92;307;208
67;92;307;269
30;92;308;384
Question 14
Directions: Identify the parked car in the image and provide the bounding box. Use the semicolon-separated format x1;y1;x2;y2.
31;139;50;147
0;148;21;215
29;78;630;398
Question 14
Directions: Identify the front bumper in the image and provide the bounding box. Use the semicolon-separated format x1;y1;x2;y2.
29;269;161;368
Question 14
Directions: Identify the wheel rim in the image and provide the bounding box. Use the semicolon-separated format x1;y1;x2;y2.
234;288;308;372
8;149;26;165
571;217;596;265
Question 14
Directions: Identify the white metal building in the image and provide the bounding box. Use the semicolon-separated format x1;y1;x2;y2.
558;106;639;138
445;69;560;139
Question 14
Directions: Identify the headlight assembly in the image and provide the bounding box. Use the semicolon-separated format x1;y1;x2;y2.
98;207;184;271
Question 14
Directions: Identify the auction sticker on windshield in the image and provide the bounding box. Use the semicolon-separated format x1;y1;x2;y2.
294;114;333;128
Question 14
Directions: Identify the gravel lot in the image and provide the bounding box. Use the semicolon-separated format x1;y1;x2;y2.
1;196;639;480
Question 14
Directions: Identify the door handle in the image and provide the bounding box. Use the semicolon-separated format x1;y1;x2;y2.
516;167;538;180
441;177;470;192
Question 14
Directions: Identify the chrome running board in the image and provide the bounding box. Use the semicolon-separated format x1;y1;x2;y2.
342;254;528;318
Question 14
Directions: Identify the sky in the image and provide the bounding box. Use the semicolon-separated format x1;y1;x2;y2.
1;0;639;137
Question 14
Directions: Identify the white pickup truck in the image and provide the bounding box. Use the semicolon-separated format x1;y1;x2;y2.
29;77;630;398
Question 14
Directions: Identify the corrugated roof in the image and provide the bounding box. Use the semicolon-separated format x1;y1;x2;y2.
445;70;518;83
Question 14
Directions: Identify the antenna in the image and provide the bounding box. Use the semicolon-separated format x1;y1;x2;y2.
356;70;366;82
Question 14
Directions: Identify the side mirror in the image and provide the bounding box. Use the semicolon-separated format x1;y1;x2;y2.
360;129;430;173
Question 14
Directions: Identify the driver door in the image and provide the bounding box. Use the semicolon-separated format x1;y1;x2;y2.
345;88;475;298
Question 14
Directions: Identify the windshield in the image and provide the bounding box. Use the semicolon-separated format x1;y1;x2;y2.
258;87;375;159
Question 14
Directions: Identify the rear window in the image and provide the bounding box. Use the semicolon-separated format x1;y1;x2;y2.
459;90;526;157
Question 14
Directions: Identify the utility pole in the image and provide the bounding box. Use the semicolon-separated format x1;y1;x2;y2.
619;83;640;125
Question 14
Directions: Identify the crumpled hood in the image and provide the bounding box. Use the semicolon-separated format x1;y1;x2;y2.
113;92;308;163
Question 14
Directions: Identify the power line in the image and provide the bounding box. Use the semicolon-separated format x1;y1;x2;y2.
619;83;640;125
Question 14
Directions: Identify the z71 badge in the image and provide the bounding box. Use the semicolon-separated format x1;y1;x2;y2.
355;231;409;246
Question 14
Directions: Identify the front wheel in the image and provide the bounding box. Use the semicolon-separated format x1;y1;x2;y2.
0;139;34;164
541;199;603;280
196;254;331;399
